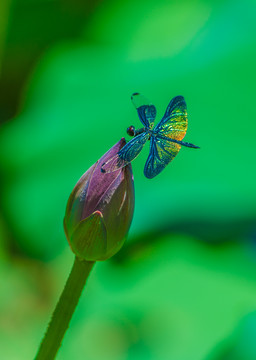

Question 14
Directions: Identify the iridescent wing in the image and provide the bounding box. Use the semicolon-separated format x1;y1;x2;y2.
144;135;181;179
154;96;187;141
131;93;156;130
101;132;150;173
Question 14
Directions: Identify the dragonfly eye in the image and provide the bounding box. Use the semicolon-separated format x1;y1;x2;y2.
127;126;135;137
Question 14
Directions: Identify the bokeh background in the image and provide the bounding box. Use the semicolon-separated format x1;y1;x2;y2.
1;0;256;359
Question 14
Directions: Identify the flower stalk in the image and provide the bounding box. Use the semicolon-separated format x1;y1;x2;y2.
35;257;94;360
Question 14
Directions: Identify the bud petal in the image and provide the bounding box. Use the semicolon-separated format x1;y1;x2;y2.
69;211;107;261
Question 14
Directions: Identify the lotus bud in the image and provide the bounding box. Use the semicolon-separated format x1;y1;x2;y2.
64;138;135;261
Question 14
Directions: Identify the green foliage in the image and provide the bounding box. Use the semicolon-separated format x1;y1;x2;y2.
0;0;256;359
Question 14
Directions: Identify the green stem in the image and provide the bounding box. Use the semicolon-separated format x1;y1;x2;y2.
35;257;95;360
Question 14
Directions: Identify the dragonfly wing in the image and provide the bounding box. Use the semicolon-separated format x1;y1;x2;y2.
144;136;181;179
131;93;156;129
119;132;150;161
155;96;188;141
101;132;150;173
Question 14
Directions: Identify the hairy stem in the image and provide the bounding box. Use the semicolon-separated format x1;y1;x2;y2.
35;257;95;360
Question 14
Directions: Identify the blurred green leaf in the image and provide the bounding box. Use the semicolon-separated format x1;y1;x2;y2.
0;0;103;120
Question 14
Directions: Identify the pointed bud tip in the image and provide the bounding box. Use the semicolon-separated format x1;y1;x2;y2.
131;92;140;99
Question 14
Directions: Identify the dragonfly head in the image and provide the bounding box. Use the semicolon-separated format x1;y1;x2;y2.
127;125;135;137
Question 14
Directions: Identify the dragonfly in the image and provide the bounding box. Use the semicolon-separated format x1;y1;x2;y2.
101;93;199;179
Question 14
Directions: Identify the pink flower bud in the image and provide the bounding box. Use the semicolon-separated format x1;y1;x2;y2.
64;138;134;261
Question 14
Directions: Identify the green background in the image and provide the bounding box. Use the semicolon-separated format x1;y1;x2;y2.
1;0;256;359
